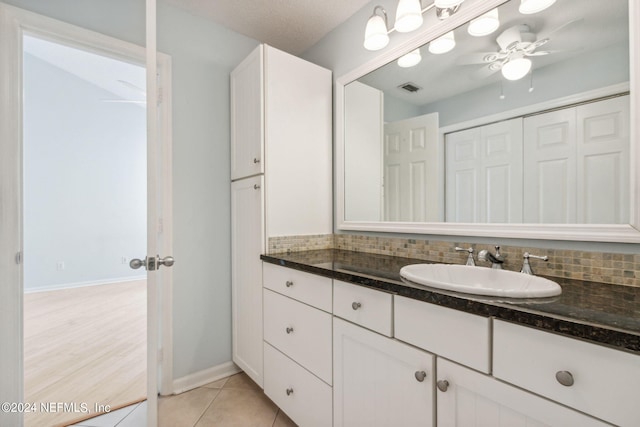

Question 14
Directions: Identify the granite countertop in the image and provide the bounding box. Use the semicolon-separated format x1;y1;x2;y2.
261;249;640;354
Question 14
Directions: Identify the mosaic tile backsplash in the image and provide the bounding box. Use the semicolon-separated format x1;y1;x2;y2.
268;234;640;287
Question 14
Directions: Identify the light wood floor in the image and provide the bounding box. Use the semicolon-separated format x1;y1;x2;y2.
24;280;147;427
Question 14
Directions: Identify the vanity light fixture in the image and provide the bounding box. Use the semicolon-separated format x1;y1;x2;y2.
518;0;556;15
501;54;532;80
428;31;456;54
397;48;422;67
364;6;390;51
364;0;464;51
467;8;499;37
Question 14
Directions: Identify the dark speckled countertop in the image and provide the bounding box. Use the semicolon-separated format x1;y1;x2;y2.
261;249;640;354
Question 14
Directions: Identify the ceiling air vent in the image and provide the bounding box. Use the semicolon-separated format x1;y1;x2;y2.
398;82;422;93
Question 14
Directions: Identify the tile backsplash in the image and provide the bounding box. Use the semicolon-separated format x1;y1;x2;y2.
268;234;640;287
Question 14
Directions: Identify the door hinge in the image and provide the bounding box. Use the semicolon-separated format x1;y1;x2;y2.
15;251;22;265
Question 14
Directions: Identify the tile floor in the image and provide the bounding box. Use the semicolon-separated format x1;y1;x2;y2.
70;373;297;427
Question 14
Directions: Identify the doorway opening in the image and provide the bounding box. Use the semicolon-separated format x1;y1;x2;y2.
22;34;148;427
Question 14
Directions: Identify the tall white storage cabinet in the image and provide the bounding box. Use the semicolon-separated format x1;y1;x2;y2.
230;44;332;388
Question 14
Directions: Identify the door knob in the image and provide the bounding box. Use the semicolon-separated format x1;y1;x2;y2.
158;255;175;268
437;380;450;392
414;371;427;382
130;255;174;271
129;258;146;270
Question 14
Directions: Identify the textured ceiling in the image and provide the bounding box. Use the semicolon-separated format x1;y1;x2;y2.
164;0;371;55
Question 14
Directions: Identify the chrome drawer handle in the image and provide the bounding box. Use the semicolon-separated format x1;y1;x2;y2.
286;388;294;396
286;327;294;334
414;371;427;382
286;280;294;288
437;380;450;392
254;184;260;190
352;302;362;310
555;370;574;387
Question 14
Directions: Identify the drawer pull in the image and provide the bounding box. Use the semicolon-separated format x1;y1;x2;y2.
286;327;294;334
555;370;574;387
352;302;362;310
253;157;261;164
437;380;450;392
285;280;294;287
414;371;427;382
286;388;294;396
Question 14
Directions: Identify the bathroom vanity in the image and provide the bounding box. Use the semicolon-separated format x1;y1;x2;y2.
261;249;640;427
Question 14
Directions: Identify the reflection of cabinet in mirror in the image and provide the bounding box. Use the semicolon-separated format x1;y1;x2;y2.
445;94;629;224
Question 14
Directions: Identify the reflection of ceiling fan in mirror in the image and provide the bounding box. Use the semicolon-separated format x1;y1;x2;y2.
459;19;581;81
102;79;146;104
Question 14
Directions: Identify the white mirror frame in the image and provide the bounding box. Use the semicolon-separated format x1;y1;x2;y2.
336;0;640;243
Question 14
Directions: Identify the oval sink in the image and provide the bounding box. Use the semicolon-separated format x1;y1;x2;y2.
399;264;561;298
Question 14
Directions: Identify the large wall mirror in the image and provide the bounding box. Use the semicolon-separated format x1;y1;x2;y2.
337;0;640;242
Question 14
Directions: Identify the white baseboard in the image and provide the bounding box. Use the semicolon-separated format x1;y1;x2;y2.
24;276;147;294
170;361;242;395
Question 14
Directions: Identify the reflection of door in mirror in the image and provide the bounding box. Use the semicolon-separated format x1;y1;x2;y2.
384;113;439;222
445;118;523;223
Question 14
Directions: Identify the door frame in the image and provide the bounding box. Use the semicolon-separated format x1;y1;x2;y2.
0;3;173;425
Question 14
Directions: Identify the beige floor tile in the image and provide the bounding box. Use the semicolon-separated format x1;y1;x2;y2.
201;377;229;389
194;388;278;427
158;387;220;427
273;409;298;427
222;372;261;390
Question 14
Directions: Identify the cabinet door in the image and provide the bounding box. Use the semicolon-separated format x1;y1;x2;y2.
333;318;435;427
231;176;264;387
437;359;608;427
230;45;263;180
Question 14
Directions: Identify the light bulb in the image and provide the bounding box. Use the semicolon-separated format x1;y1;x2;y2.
468;8;499;37
364;9;389;51
519;0;556;14
394;0;423;33
397;49;422;67
501;57;532;80
428;31;456;54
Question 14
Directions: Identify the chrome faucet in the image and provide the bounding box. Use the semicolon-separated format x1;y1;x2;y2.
455;247;475;266
478;246;505;269
520;252;549;275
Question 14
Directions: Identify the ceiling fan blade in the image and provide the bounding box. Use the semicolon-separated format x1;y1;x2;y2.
471;64;500;80
536;18;584;42
117;79;146;96
496;25;522;51
456;52;501;65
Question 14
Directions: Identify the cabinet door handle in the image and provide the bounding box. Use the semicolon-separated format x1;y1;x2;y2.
286;388;294;396
253;158;261;164
285;280;294;288
254;184;260;190
352;302;362;310
286;327;294;334
437;380;450;392
414;371;427;382
555;370;574;387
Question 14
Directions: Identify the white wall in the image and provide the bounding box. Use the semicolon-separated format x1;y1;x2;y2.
23;53;147;291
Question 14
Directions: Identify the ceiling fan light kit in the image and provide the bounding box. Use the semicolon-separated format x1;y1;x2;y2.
501;55;532;80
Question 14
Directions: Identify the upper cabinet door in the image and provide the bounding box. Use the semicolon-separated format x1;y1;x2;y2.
231;45;264;180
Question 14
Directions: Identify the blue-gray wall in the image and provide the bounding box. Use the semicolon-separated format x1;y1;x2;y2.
23;53;147;291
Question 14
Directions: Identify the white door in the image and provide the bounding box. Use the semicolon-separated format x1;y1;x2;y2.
0;5;171;426
333;318;435;427
445;118;523;223
231;175;265;388
384;113;439;222
436;358;608;427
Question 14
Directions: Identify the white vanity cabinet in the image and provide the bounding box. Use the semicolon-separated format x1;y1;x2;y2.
436;358;609;427
230;44;332;389
262;264;333;427
333;317;435;427
494;319;640;427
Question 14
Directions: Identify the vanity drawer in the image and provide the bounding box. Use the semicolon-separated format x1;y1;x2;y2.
263;262;332;312
394;296;491;373
493;319;640;427
264;342;332;427
333;280;393;337
263;288;332;384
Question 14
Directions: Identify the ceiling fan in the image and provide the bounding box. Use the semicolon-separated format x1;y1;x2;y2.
458;18;582;80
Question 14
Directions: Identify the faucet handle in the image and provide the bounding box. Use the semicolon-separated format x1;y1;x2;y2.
455;247;475;266
521;252;549;275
